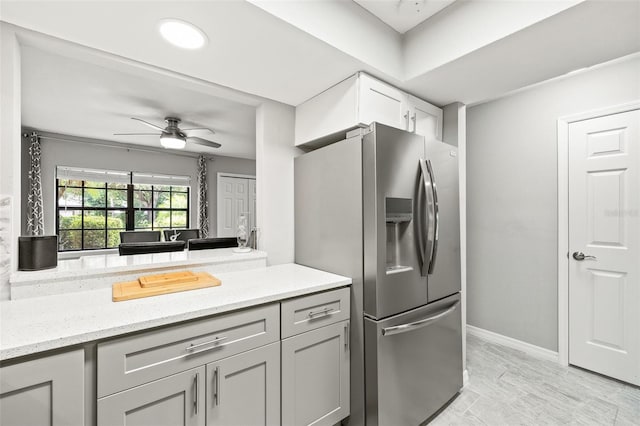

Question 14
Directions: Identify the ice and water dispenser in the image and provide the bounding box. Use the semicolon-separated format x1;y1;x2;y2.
385;197;413;274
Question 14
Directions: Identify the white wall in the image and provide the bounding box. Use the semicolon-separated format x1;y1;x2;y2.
256;101;299;265
0;25;22;301
248;0;402;81
403;1;582;79
466;56;640;351
206;155;256;237
443;102;467;371
20;136;256;239
21;137;200;236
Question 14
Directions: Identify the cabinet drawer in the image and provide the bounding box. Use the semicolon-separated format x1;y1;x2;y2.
281;287;350;338
97;303;279;397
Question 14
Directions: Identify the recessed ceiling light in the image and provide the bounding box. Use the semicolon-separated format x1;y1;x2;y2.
158;19;207;50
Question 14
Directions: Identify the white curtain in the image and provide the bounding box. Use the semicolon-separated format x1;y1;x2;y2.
26;132;44;236
197;155;209;237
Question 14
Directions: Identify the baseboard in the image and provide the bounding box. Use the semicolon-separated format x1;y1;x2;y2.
466;325;559;363
462;369;469;387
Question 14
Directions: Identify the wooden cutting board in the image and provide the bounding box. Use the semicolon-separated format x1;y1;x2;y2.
113;271;221;302
138;271;199;288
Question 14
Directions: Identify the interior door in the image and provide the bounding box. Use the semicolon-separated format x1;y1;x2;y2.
568;109;640;386
217;176;250;238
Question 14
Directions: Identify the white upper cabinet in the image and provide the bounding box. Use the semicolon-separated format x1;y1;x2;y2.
407;94;443;140
295;72;442;147
358;73;408;131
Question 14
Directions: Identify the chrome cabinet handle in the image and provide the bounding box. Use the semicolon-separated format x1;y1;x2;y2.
213;366;220;406
404;111;410;129
344;322;350;350
573;251;597;261
381;301;459;337
186;336;228;354
425;158;439;274
193;373;199;415
411;112;417;133
308;307;334;318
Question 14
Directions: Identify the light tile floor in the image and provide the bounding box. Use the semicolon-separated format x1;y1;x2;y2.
430;334;640;425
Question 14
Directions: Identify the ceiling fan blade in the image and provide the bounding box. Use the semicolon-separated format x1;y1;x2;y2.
131;117;165;131
187;136;222;148
183;127;216;134
113;132;161;136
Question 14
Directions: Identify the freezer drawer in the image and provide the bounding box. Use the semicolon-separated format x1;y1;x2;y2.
364;293;462;426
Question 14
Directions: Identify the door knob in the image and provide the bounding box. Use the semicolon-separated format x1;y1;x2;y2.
573;251;597;261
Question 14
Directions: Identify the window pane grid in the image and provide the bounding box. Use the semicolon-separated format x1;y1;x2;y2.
56;180;189;251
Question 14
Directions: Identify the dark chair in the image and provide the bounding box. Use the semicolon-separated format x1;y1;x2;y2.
120;231;161;243
163;229;200;242
118;241;185;256
188;237;237;251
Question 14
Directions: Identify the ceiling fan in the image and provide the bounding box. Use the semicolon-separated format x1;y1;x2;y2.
114;117;221;150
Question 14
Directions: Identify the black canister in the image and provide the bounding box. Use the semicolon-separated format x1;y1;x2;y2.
18;235;58;271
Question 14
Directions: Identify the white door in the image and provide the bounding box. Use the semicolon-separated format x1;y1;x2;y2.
217;176;249;238
568;109;640;385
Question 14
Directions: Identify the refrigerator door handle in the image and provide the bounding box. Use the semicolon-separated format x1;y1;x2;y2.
418;159;434;277
380;301;459;337
416;160;426;273
425;158;439;274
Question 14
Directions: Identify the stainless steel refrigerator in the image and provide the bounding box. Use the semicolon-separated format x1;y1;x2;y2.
295;123;462;426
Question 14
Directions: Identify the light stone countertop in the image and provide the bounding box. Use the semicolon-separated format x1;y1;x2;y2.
11;248;268;284
9;248;268;299
0;263;351;361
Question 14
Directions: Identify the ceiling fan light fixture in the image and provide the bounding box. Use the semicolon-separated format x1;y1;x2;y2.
160;134;187;149
158;19;207;50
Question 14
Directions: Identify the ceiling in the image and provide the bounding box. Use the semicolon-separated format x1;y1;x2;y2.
1;0;639;155
20;45;257;159
354;0;456;33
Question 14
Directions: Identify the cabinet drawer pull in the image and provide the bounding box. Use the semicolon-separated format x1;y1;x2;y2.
308;307;334;318
193;373;199;415
344;322;349;350
213;366;220;406
186;336;228;353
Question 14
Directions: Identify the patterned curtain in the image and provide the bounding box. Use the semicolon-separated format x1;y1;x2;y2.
197;155;209;238
26;132;45;236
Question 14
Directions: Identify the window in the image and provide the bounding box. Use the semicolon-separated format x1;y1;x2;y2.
56;167;190;252
132;184;189;231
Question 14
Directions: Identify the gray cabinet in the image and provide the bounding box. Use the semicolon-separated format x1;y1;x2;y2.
98;367;205;426
282;320;350;426
206;342;280;426
281;288;351;426
97;303;281;426
0;349;84;426
97;303;279;398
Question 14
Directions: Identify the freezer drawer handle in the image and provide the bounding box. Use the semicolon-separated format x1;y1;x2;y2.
381;301;460;337
308;307;335;318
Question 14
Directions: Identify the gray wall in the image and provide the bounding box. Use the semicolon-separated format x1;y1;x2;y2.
21;137;255;240
466;56;640;351
206;155;256;237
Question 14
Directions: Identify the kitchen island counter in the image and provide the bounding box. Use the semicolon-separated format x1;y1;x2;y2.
0;263;351;361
